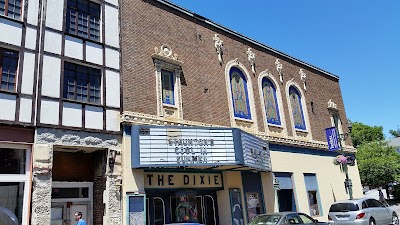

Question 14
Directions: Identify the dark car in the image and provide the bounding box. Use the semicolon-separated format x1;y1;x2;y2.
248;212;328;225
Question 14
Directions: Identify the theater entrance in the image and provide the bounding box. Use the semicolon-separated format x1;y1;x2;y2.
146;190;218;225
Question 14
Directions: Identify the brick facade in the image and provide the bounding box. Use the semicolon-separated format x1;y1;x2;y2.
121;0;351;145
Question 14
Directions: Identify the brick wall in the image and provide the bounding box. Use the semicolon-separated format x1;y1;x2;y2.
121;0;351;144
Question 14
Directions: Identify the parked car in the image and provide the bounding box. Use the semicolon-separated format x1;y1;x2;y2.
328;197;399;225
248;211;328;225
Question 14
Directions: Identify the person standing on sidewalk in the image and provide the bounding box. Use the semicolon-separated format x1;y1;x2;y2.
74;211;87;225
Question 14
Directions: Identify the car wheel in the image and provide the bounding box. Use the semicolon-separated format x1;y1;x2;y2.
369;218;375;225
393;213;399;225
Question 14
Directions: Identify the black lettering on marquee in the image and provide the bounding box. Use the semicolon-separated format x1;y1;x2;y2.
184;175;189;185
147;174;153;186
193;175;196;185
158;175;164;186
200;175;205;185
214;175;219;185
168;175;174;185
208;175;211;184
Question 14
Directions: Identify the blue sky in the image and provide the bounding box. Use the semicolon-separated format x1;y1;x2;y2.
168;0;400;139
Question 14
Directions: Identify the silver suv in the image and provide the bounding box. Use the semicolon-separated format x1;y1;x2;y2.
328;198;399;225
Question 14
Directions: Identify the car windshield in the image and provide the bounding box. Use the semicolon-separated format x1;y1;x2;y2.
248;215;282;225
329;203;359;212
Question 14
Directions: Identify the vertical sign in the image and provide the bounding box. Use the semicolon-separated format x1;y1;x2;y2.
325;127;339;151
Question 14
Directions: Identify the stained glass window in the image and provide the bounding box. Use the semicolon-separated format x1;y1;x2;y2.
289;86;306;130
162;69;174;105
262;78;281;125
230;67;251;120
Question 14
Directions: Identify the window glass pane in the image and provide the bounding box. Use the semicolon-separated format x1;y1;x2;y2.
171;195;200;223
161;70;174;105
1;49;19;92
0;148;26;174
51;187;89;199
289;87;306;130
63;62;101;104
299;214;313;223
67;0;100;41
0;0;5;15
307;191;319;216
7;0;21;19
230;67;251;120
262;78;280;125
0;182;24;224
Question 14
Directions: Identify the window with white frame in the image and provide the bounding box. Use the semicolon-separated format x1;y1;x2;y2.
152;45;183;119
0;146;31;225
66;0;101;42
153;61;183;119
0;0;22;19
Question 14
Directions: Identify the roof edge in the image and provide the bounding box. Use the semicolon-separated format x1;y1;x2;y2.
158;0;340;80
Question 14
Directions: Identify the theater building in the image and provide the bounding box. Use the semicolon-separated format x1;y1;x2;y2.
120;0;362;224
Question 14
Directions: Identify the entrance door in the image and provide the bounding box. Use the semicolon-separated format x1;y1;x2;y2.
204;195;216;225
51;182;93;225
51;203;66;225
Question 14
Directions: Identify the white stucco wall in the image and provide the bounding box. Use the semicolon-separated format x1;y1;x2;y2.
0;93;16;121
41;55;61;98
45;0;64;30
105;0;118;7
217;171;246;225
105;48;120;70
19;97;33;123
62;102;82;127
0;18;22;46
21;52;36;95
40;99;59;125
64;36;83;60
105;5;120;48
105;70;120;108
25;27;37;50
27;0;39;25
106;109;120;131
85;106;103;130
86;42;103;65
44;31;62;55
270;150;363;222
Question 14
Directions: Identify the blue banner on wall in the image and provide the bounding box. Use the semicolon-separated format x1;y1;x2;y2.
325;127;340;151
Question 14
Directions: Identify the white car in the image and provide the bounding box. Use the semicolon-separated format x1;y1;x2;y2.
328;197;399;225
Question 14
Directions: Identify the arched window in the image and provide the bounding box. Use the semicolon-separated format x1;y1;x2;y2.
289;86;306;130
262;78;281;125
230;67;251;120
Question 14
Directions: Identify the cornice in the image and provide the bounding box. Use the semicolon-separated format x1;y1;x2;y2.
121;111;356;153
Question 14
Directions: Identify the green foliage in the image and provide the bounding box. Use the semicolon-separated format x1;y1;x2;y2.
389;129;400;138
350;122;384;148
356;141;400;187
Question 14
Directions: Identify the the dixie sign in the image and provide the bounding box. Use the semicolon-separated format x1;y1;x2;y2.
144;172;223;189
